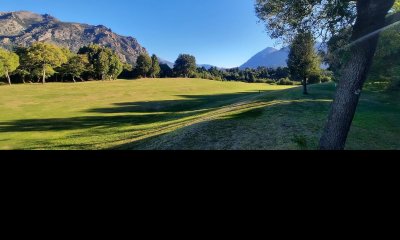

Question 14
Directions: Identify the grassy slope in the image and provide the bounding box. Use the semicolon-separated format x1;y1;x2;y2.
0;78;398;150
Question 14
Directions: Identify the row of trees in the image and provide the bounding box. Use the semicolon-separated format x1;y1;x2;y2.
1;41;329;87
0;43;125;84
130;51;329;86
132;53;197;79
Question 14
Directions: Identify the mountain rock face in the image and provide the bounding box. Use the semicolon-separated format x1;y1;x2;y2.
0;11;147;64
240;47;289;69
240;44;327;69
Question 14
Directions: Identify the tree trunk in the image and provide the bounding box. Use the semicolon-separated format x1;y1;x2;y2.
72;76;76;83
42;67;46;84
303;77;308;95
6;70;11;85
319;0;394;150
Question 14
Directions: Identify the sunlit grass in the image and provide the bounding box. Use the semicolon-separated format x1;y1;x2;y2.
0;78;398;150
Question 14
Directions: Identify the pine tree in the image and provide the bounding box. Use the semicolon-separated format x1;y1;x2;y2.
149;54;161;78
135;53;152;78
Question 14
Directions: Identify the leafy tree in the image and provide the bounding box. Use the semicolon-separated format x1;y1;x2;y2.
78;44;122;80
26;42;68;83
255;0;397;150
369;20;400;90
59;54;89;82
173;54;196;78
14;46;32;83
394;0;400;12
287;31;321;94
108;54;123;80
149;54;161;78
0;48;20;85
135;53;152;78
159;64;173;78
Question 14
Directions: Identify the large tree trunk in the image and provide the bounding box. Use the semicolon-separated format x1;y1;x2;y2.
42;67;46;84
303;77;308;95
319;0;395;150
6;70;11;85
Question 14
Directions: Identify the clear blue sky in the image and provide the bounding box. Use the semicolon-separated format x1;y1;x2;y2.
1;0;277;68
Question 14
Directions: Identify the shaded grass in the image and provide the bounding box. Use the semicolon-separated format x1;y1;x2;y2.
0;79;398;150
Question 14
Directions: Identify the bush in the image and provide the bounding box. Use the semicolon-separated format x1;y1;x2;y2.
308;73;322;84
254;78;276;84
320;76;331;83
277;78;296;85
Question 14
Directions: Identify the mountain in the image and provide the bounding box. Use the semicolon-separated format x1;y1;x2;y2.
198;64;221;70
0;11;147;64
158;57;174;68
240;47;289;69
156;58;221;70
240;44;327;69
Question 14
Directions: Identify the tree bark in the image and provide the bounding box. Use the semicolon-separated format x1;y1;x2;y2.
319;0;395;150
6;70;11;85
303;77;308;95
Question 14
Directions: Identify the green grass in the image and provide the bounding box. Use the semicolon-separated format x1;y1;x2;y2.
0;78;398;150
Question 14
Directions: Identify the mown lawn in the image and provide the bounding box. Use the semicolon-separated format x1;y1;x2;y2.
0;78;398;150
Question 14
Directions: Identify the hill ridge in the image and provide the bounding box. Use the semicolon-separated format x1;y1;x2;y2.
0;11;147;64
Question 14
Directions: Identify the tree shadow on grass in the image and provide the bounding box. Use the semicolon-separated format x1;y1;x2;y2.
86;91;274;114
0;90;278;138
113;98;334;150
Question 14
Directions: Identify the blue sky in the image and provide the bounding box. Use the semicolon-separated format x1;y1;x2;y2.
1;0;277;68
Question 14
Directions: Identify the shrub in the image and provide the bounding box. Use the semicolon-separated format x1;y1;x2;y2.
320;76;331;83
308;73;322;84
277;78;296;85
254;78;276;84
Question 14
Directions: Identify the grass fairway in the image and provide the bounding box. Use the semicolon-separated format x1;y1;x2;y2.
0;78;398;150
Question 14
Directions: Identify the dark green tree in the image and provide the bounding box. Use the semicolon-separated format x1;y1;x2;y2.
78;44;122;80
135;53;152;78
59;54;89;82
13;47;32;83
159;64;173;78
173;54;196;78
255;0;397;150
149;54;161;78
287;31;321;95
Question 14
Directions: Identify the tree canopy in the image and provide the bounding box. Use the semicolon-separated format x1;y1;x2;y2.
26;42;68;83
287;31;321;94
150;54;161;78
135;53;152;78
256;0;397;150
78;44;123;80
0;48;20;85
173;54;196;78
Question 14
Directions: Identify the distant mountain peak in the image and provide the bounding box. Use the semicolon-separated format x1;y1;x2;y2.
0;11;147;64
240;43;325;69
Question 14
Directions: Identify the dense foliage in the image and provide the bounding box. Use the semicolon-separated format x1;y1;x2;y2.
0;48;19;85
173;54;197;78
1;43;331;86
287;31;321;94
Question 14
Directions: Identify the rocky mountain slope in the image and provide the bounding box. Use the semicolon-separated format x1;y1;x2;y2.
0;11;147;64
240;47;290;69
240;44;327;69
